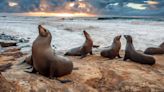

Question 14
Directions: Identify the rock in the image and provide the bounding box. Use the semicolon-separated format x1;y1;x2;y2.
1;51;164;92
93;45;100;48
64;28;73;32
0;75;16;92
0;33;29;44
0;33;16;41
0;40;17;47
3;47;21;52
2;51;23;58
19;38;29;43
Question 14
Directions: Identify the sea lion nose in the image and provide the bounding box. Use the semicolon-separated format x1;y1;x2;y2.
83;30;86;33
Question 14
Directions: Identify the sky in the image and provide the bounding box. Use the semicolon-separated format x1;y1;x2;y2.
0;0;164;16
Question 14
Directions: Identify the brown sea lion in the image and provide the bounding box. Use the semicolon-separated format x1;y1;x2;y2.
101;35;122;59
64;30;93;58
124;35;155;65
159;42;164;49
23;25;73;78
144;42;164;55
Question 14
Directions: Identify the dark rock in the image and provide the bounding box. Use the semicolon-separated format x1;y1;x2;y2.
0;33;16;41
93;45;100;48
19;38;29;43
64;28;73;32
0;40;17;47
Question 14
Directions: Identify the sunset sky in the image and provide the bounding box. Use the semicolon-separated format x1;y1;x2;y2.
0;0;164;16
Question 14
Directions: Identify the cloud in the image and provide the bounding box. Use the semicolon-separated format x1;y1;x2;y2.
0;0;163;16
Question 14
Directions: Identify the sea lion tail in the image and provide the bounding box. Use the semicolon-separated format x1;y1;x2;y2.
0;63;12;72
56;78;72;83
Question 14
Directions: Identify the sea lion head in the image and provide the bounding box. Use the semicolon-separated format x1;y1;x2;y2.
38;25;50;37
124;35;132;43
37;25;52;45
83;30;91;39
160;42;164;48
114;35;121;41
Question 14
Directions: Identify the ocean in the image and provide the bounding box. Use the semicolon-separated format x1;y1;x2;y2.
0;15;164;52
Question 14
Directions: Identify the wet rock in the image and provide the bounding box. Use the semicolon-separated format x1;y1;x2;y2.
93;45;100;48
0;40;17;47
64;28;73;32
0;33;29;44
0;33;17;41
19;38;29;43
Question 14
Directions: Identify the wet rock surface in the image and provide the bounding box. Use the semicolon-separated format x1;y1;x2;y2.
0;49;164;92
0;33;29;47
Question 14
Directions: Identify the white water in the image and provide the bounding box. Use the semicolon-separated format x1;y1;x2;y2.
0;16;164;52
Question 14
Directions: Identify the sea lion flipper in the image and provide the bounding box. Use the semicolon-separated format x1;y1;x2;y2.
24;67;37;73
89;51;93;55
49;69;72;83
26;55;33;65
123;54;128;61
64;52;69;56
117;54;122;58
80;54;87;59
80;47;87;59
55;78;72;83
18;55;33;65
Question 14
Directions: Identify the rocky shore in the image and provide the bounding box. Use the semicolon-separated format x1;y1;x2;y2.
0;33;164;92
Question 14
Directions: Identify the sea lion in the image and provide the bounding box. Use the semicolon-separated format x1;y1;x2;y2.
144;42;164;55
159;42;164;49
24;25;73;78
100;35;122;59
124;35;155;65
64;30;93;58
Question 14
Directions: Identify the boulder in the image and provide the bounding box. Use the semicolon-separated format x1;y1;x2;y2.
0;40;17;47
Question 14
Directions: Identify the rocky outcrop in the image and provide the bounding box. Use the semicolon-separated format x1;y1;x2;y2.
0;34;164;92
0;75;17;92
0;33;29;47
0;50;164;92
